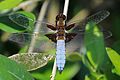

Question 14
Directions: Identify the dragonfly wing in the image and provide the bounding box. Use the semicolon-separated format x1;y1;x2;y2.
8;33;31;46
67;10;110;32
8;12;56;53
65;33;77;43
8;33;56;53
33;34;56;53
86;10;110;24
31;20;56;35
46;23;56;31
66;10;110;53
9;12;56;33
9;13;34;29
65;23;75;30
8;33;55;71
66;33;84;54
45;33;57;43
66;29;112;54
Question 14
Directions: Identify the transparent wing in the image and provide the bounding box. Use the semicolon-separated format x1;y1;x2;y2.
9;13;32;28
8;33;55;53
86;10;110;24
8;33;31;46
8;32;55;71
67;10;110;31
9;12;55;33
8;12;56;54
66;30;112;54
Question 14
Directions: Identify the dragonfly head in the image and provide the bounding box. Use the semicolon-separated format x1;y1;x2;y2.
56;13;66;21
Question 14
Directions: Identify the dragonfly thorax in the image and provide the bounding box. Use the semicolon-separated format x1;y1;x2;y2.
56;21;65;40
55;14;66;40
56;31;65;40
57;18;65;26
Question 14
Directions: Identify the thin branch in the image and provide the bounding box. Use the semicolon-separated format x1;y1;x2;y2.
50;0;69;80
63;0;69;16
50;59;57;80
28;0;49;53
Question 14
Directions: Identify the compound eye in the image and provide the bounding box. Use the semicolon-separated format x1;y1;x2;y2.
56;15;60;21
62;15;66;20
56;13;66;21
60;13;66;20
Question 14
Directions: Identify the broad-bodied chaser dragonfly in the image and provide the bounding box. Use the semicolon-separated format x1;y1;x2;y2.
7;10;110;73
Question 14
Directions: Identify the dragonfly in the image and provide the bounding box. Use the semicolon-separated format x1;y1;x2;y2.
7;10;110;73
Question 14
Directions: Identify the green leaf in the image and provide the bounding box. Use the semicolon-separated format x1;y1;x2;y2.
91;72;107;80
85;75;91;80
32;62;80;80
0;15;26;33
0;68;18;80
0;11;36;33
0;0;22;11
9;53;53;71
8;11;36;32
17;11;36;22
85;73;107;80
67;52;82;61
56;63;80;80
84;22;106;71
106;48;120;76
0;54;33;80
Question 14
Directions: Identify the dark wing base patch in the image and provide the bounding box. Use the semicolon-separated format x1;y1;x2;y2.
45;34;57;43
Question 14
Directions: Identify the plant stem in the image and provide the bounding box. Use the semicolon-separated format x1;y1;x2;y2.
63;0;69;16
50;0;69;80
28;0;49;53
50;59;57;80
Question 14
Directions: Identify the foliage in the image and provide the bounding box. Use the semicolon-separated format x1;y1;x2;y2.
0;54;33;80
83;22;106;71
0;0;22;11
106;48;120;76
32;62;80;80
0;11;35;33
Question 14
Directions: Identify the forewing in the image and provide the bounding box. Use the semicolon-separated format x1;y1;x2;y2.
9;12;56;33
66;10;110;53
67;10;110;31
9;13;34;31
86;10;110;24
